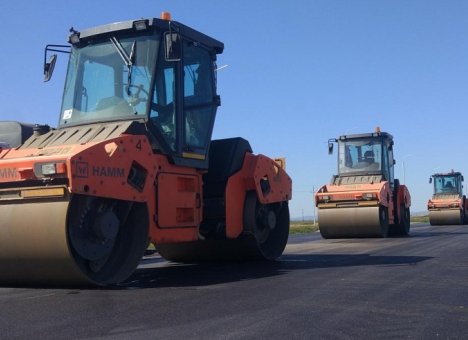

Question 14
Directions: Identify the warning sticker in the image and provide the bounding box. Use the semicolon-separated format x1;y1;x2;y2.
63;109;73;120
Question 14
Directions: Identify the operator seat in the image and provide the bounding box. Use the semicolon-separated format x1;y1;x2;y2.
364;150;375;163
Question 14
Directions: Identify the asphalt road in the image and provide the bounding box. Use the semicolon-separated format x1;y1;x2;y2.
1;223;468;339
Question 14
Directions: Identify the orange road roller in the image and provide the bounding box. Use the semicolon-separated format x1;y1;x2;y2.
427;170;468;225
0;13;292;286
315;128;411;238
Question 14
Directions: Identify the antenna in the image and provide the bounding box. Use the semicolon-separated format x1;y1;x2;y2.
215;64;229;72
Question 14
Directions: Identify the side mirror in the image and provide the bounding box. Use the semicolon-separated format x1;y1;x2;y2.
328;142;334;155
429;177;432;184
462;176;464;182
164;32;181;61
44;54;57;82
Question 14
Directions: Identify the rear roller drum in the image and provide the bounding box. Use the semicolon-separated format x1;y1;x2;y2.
158;192;289;262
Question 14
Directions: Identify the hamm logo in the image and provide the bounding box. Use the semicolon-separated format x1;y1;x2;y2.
75;161;89;178
0;167;17;179
92;166;125;178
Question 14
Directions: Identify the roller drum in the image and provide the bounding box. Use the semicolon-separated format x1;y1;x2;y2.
0;193;149;286
159;198;290;263
318;206;386;238
0;198;92;285
429;209;462;226
158;237;270;262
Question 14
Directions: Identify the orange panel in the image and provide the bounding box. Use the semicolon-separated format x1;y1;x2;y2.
225;153;292;239
157;172;201;229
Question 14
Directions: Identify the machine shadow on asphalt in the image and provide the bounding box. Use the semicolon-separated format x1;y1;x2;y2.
115;253;432;290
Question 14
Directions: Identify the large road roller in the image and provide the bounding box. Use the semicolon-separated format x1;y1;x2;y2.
427;170;468;225
0;13;292;286
315;128;411;238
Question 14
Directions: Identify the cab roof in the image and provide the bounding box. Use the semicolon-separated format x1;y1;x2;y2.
338;131;393;141
69;17;224;54
432;171;463;177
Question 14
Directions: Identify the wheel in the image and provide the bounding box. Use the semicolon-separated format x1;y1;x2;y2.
67;195;149;285
379;206;390;238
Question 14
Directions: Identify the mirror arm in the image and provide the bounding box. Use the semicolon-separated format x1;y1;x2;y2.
43;44;71;82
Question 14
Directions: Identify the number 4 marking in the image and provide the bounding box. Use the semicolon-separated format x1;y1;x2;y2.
136;140;142;151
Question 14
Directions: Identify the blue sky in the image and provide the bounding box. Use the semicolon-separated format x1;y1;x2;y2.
1;0;468;218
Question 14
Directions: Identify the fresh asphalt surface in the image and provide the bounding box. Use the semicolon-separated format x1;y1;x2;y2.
1;223;468;339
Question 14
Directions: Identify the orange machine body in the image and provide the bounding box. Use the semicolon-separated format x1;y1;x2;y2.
316;179;411;225
0;127;291;246
427;195;466;211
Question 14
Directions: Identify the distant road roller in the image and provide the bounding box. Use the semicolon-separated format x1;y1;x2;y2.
0;13;292;286
427;170;468;225
315;128;411;238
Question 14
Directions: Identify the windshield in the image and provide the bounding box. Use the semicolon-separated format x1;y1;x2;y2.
433;175;462;195
338;138;383;175
60;33;159;126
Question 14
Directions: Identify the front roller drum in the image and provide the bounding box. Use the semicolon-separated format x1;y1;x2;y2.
429;209;463;226
318;206;389;238
0;194;149;286
0;198;91;285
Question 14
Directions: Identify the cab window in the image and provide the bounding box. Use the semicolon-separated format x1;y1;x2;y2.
183;41;216;153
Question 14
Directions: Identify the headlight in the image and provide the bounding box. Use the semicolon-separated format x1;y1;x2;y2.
319;195;331;202
34;162;67;177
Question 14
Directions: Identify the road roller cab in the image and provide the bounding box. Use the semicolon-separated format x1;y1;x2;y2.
315;128;411;238
427;171;468;225
0;13;292;286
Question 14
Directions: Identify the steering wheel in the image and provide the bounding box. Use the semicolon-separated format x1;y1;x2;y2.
126;84;149;106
